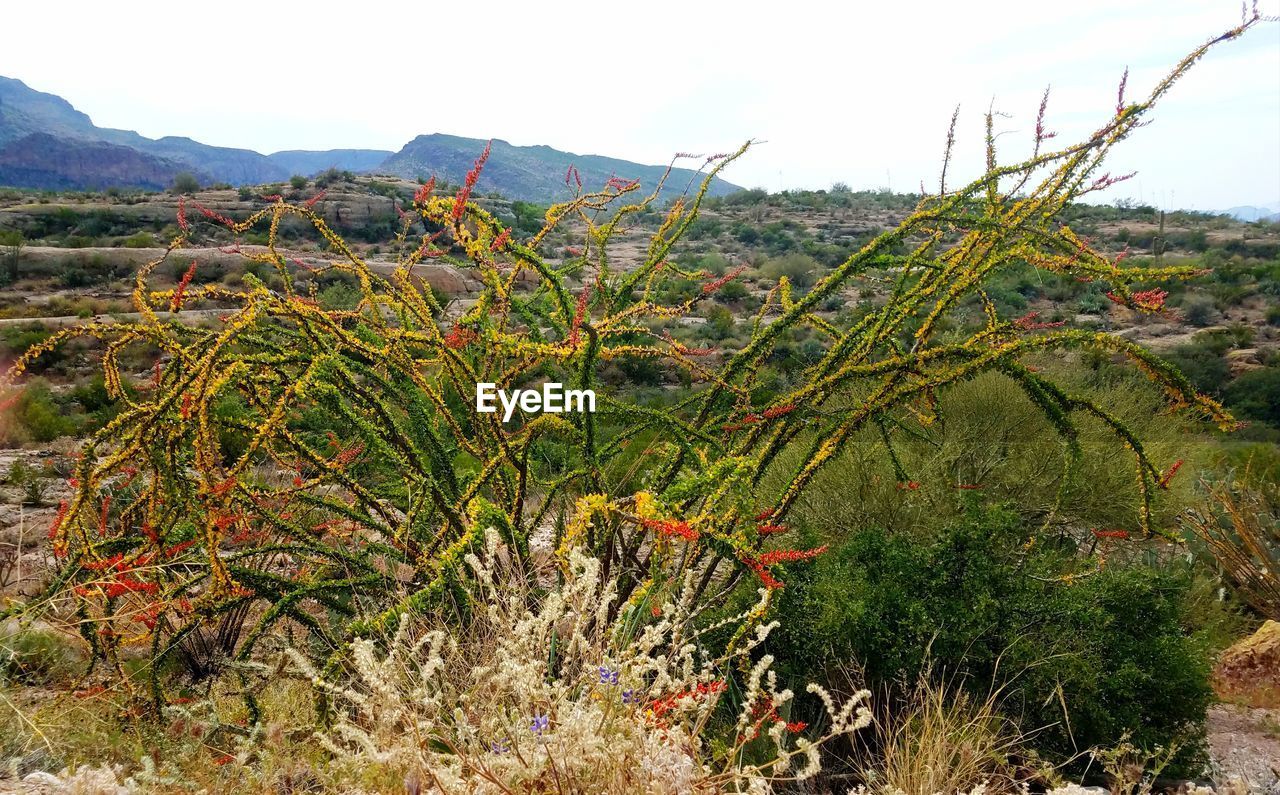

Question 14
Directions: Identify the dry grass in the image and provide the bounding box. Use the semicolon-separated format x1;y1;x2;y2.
859;673;1027;795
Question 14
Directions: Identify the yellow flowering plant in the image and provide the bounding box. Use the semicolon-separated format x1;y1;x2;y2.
0;14;1262;714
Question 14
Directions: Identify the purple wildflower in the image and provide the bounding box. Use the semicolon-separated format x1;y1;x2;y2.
531;713;550;735
598;666;619;686
622;689;637;705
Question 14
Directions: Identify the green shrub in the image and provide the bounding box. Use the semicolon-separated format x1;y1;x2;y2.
0;626;82;686
2;380;77;444
1224;365;1280;428
760;253;818;290
760;506;1214;774
170;173;200;194
1181;296;1218;327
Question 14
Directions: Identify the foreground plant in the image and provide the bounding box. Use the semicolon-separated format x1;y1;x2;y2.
0;14;1263;701
284;537;870;793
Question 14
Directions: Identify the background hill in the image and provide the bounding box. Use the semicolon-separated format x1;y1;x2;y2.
0;77;287;186
0;77;742;202
377;134;742;203
266;149;394;177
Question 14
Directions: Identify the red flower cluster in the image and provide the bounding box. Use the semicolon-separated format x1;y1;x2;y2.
762;403;796;419
191;201;236;229
303;190;326;209
758;546;828;566
453;141;491;222
741;555;784;589
1091;528;1130;539
723;405;793;433
171;261;197;312
443;325;478;350
1157;459;1184;489
1131;288;1168;312
605;176;639;192
212;477;237;497
648;680;726;719
1012;311;1065;331
98;495;112;536
565;165;582;191
491;229;511;252
176;196;189;231
414;176;436;206
702;265;747;295
568;286;591;347
76;575;158;599
896;480;921;491
331;441;365;468
642;517;699;542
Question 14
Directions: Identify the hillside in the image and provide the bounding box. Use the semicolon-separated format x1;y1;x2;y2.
0;77;287;186
378;133;742;203
0;133;187;191
266;148;394;176
0;77;743;203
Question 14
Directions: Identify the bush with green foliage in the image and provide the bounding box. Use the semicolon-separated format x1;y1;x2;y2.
1224;365;1280;428
170;173;200;195
760;506;1216;774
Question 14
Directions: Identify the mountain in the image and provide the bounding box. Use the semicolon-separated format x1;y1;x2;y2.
1222;205;1280;222
0;77;744;203
267;149;393;177
0;132;189;191
0;76;286;186
377;134;742;203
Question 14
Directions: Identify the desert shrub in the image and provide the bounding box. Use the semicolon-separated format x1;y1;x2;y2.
782;368;1205;538
0;625;83;687
1223;364;1280;427
171;173;200;195
0;379;77;444
121;232;158;248
289;175;308;190
283;544;872;791
760;507;1214;774
760;253;819;290
1164;341;1230;395
1181;295;1218;327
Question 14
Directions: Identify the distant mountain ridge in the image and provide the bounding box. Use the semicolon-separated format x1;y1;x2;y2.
0;76;742;203
377;134;742;203
1221;205;1280;223
266;149;394;177
0;76;287;186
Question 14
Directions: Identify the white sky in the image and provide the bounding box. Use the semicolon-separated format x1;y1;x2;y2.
2;0;1277;210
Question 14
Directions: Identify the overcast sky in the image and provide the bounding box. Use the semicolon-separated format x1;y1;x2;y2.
2;0;1277;210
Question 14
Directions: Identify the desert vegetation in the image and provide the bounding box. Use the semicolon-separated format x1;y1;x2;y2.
0;11;1278;794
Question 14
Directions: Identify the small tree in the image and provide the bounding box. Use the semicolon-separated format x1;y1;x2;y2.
0;230;24;284
289;174;308;190
171;172;200;194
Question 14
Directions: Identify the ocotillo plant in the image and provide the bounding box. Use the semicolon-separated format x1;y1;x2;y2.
1;14;1260;703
